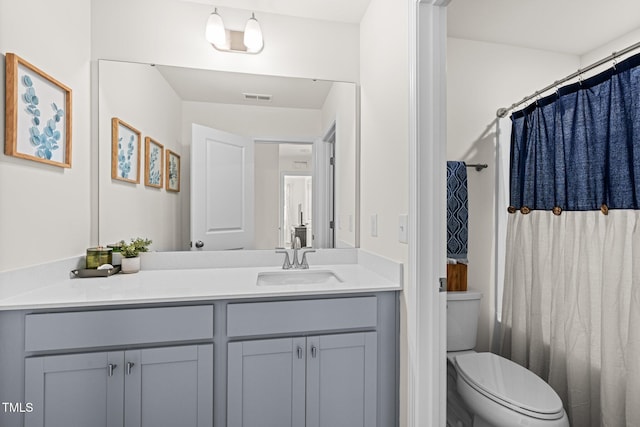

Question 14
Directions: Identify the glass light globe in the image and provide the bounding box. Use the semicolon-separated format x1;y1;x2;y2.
243;13;263;52
205;9;226;46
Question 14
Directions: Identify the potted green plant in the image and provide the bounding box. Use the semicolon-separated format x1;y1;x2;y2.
119;237;152;273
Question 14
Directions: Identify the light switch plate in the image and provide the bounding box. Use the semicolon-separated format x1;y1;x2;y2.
370;214;378;237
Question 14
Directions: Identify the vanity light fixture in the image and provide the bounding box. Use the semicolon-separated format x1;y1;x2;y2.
243;13;263;52
205;8;226;46
205;9;264;54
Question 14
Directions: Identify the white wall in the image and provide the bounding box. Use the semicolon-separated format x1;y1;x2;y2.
446;37;580;351
359;0;409;425
359;0;409;261
91;0;359;83
581;28;640;69
255;144;280;249
0;0;92;271
98;61;184;251
321;82;358;248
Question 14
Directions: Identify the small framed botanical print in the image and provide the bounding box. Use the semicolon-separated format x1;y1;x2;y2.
166;149;181;192
144;137;164;188
4;53;72;168
111;118;141;183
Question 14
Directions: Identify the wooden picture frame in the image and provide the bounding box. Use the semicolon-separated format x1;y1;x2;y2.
111;117;141;183
166;150;181;192
144;137;164;188
4;53;72;168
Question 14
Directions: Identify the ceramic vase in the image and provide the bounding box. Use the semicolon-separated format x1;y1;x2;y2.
121;256;140;274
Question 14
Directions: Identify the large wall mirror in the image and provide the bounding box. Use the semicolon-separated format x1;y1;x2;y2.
98;60;359;251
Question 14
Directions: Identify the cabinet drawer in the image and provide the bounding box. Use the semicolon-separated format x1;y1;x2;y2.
25;305;214;352
227;297;377;337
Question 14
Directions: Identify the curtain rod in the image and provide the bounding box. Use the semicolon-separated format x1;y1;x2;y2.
496;40;640;118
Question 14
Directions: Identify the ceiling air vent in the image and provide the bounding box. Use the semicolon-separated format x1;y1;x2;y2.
243;92;272;102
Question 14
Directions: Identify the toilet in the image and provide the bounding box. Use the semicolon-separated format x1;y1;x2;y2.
446;289;569;427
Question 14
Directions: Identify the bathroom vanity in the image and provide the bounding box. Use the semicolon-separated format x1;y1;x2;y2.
0;250;401;427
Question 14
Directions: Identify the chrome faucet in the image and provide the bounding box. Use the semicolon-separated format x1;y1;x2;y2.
292;236;302;268
275;249;292;269
275;236;315;269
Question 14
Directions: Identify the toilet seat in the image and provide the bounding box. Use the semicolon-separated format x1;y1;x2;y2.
455;353;564;421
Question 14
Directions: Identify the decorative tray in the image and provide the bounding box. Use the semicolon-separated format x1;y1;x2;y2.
71;266;121;278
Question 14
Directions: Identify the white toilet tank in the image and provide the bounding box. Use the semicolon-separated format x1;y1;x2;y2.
447;289;483;351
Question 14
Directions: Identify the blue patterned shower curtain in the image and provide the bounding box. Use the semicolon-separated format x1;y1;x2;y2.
500;53;640;427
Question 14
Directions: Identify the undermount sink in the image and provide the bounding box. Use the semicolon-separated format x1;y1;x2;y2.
256;270;343;286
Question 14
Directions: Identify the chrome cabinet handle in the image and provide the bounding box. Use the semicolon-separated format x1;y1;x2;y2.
311;346;317;358
108;363;117;377
297;346;303;359
126;362;135;375
195;240;204;249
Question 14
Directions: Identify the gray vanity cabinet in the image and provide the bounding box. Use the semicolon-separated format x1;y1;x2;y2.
124;345;214;427
21;305;215;427
0;294;397;427
24;351;124;427
24;344;213;427
227;331;377;427
227;337;306;427
305;332;377;427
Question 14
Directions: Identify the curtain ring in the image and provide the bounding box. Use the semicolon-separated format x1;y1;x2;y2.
612;58;617;70
578;69;583;85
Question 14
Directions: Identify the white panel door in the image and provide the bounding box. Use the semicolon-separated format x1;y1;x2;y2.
191;124;254;250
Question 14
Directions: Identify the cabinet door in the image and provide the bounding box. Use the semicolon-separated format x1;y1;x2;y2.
124;345;213;427
227;337;305;427
24;351;124;427
306;332;377;427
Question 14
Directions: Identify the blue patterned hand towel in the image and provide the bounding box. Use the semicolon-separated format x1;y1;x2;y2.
447;161;468;260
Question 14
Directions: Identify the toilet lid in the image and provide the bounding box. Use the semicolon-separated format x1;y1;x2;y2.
455;353;564;419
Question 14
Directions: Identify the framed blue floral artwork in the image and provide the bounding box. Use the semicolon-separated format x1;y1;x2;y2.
4;53;72;168
144;136;164;189
166;149;181;192
111;117;141;183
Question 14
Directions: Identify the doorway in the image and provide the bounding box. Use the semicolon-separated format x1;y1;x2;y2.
254;141;314;249
281;173;312;248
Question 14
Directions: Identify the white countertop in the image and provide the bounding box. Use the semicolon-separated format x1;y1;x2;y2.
0;250;403;310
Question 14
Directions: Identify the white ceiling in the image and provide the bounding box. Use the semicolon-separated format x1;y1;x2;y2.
447;0;640;56
156;65;334;109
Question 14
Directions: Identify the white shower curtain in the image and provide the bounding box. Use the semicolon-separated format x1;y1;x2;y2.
500;210;640;426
